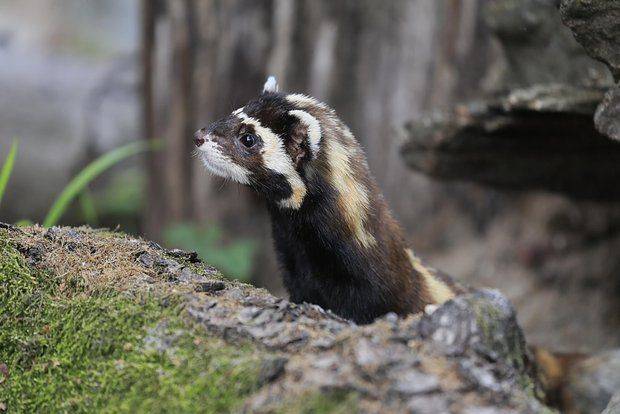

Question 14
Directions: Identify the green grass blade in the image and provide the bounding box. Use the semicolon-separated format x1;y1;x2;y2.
0;139;19;207
79;189;99;225
43;140;161;227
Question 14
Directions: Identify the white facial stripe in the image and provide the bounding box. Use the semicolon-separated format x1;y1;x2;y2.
237;112;307;209
197;138;251;184
325;138;376;248
289;109;321;158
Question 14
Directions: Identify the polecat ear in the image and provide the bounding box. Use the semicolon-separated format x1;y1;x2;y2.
289;110;321;162
262;76;279;93
286;121;310;168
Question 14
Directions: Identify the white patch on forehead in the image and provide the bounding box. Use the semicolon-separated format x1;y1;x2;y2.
232;107;244;116
238;112;307;209
289;109;321;158
196;138;251;184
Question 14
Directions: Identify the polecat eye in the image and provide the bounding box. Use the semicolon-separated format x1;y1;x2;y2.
239;134;257;148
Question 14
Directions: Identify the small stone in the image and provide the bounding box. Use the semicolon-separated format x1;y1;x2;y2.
384;312;399;323
312;355;340;370
407;395;449;414
391;370;441;396
246;322;285;340
310;336;336;349
459;359;503;393
225;288;246;301
424;304;439;315
155;257;182;271
148;241;163;250
44;227;62;240
238;306;262;323
0;221;16;230
354;338;384;372
167;248;201;263
22;245;44;265
137;252;155;268
195;280;226;293
258;357;288;384
65;229;80;239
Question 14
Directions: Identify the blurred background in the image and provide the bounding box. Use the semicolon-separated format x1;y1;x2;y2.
1;0;619;354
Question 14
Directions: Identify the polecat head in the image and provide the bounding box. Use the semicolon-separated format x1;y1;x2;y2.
194;76;328;209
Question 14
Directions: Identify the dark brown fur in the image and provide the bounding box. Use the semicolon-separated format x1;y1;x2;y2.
195;90;461;323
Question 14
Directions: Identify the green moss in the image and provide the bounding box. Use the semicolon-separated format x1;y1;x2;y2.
0;231;262;413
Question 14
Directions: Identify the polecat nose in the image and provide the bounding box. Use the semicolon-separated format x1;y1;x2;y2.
193;129;206;147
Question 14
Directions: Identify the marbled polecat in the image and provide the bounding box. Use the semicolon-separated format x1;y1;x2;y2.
193;77;462;324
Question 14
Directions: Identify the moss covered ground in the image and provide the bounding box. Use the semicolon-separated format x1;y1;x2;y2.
0;230;263;413
0;227;360;413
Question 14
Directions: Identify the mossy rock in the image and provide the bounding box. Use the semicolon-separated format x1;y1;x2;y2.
0;224;554;413
0;226;262;413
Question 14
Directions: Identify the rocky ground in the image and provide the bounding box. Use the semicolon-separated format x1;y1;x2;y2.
0;223;564;413
2;224;618;413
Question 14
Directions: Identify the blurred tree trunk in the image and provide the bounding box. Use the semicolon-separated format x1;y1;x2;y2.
141;0;488;292
142;0;620;352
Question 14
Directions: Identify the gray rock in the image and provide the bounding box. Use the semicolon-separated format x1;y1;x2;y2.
565;349;620;414
401;85;620;200
166;248;201;263
560;0;620;81
390;370;441;396
602;392;620;414
258;356;288;384
419;290;527;368
595;87;620;141
483;0;613;89
193;279;226;293
407;395;450;414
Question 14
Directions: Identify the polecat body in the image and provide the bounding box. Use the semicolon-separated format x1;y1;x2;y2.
194;77;462;323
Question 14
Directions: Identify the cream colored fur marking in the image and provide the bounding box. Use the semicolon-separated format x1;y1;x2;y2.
405;248;454;304
286;94;329;110
197;138;251;184
289;109;322;158
237;112;307;209
325;138;376;248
